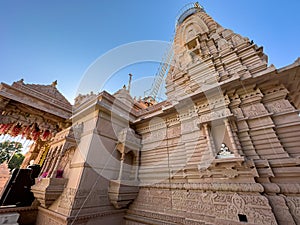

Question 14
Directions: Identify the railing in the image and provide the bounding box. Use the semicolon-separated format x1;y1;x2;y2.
175;2;204;27
144;2;204;101
144;42;174;100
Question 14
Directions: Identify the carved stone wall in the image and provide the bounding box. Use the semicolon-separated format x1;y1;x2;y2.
126;186;277;225
27;3;300;225
166;6;269;102
125;4;300;225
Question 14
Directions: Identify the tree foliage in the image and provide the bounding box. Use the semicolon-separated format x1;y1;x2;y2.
0;141;23;166
8;153;25;170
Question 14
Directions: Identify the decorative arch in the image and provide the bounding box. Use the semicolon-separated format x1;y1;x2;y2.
179;18;209;46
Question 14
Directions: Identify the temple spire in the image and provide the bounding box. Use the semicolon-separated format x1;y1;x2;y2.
128;73;133;94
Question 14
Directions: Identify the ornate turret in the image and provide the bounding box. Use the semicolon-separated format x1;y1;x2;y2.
113;84;134;108
166;3;269;101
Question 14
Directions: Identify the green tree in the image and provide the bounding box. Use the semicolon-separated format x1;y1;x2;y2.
0;141;23;164
8;153;25;170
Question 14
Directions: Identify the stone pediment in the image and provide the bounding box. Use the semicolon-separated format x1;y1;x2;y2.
0;79;72;120
0;79;72;140
11;79;71;110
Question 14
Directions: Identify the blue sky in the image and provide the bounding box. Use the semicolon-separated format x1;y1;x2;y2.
0;0;299;103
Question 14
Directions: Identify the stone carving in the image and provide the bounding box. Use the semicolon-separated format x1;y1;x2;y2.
286;196;300;224
217;38;232;51
265;100;294;114
58;187;76;209
74;92;97;108
266;195;296;225
2;3;299;225
118;128;141;149
231;34;248;47
198;108;231;123
180;183;264;192
128;188;277;224
216;143;234;159
198;156;249;179
242;104;267;118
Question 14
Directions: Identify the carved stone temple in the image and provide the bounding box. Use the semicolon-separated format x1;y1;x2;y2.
0;3;300;225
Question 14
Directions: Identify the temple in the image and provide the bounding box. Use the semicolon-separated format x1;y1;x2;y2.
0;3;300;225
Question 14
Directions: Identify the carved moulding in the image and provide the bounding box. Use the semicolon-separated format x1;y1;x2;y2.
150;182;264;193
285;196;300;225
198;157;258;179
277;184;300;195
129;187;276;225
36;204;126;225
262;183;300;195
261;183;280;194
259;183;300;224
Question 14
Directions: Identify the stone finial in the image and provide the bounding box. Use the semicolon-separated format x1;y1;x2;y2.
15;78;24;85
51;80;58;87
128;73;133;94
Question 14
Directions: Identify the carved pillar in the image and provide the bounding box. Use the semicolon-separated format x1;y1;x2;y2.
34;148;45;165
50;146;65;178
239;86;288;159
34;143;50;166
262;84;300;157
118;144;125;181
20;139;45;168
224;118;239;157
41;148;55;175
229;92;259;159
46;146;60;178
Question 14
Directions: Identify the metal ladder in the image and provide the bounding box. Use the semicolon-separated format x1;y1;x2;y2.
144;39;174;100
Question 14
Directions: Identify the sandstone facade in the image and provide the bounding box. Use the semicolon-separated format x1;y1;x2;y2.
1;3;300;225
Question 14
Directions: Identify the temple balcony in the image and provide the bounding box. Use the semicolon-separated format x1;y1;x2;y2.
108;128;141;209
31;177;67;208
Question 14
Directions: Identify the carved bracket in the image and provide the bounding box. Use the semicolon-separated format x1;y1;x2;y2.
31;178;67;208
108;180;139;209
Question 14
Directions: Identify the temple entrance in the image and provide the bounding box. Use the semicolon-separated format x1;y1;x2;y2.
0;79;72;207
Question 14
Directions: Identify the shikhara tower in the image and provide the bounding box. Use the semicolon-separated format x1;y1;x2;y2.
0;3;299;225
126;4;300;224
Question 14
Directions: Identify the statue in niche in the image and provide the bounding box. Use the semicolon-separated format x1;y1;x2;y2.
216;143;234;159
